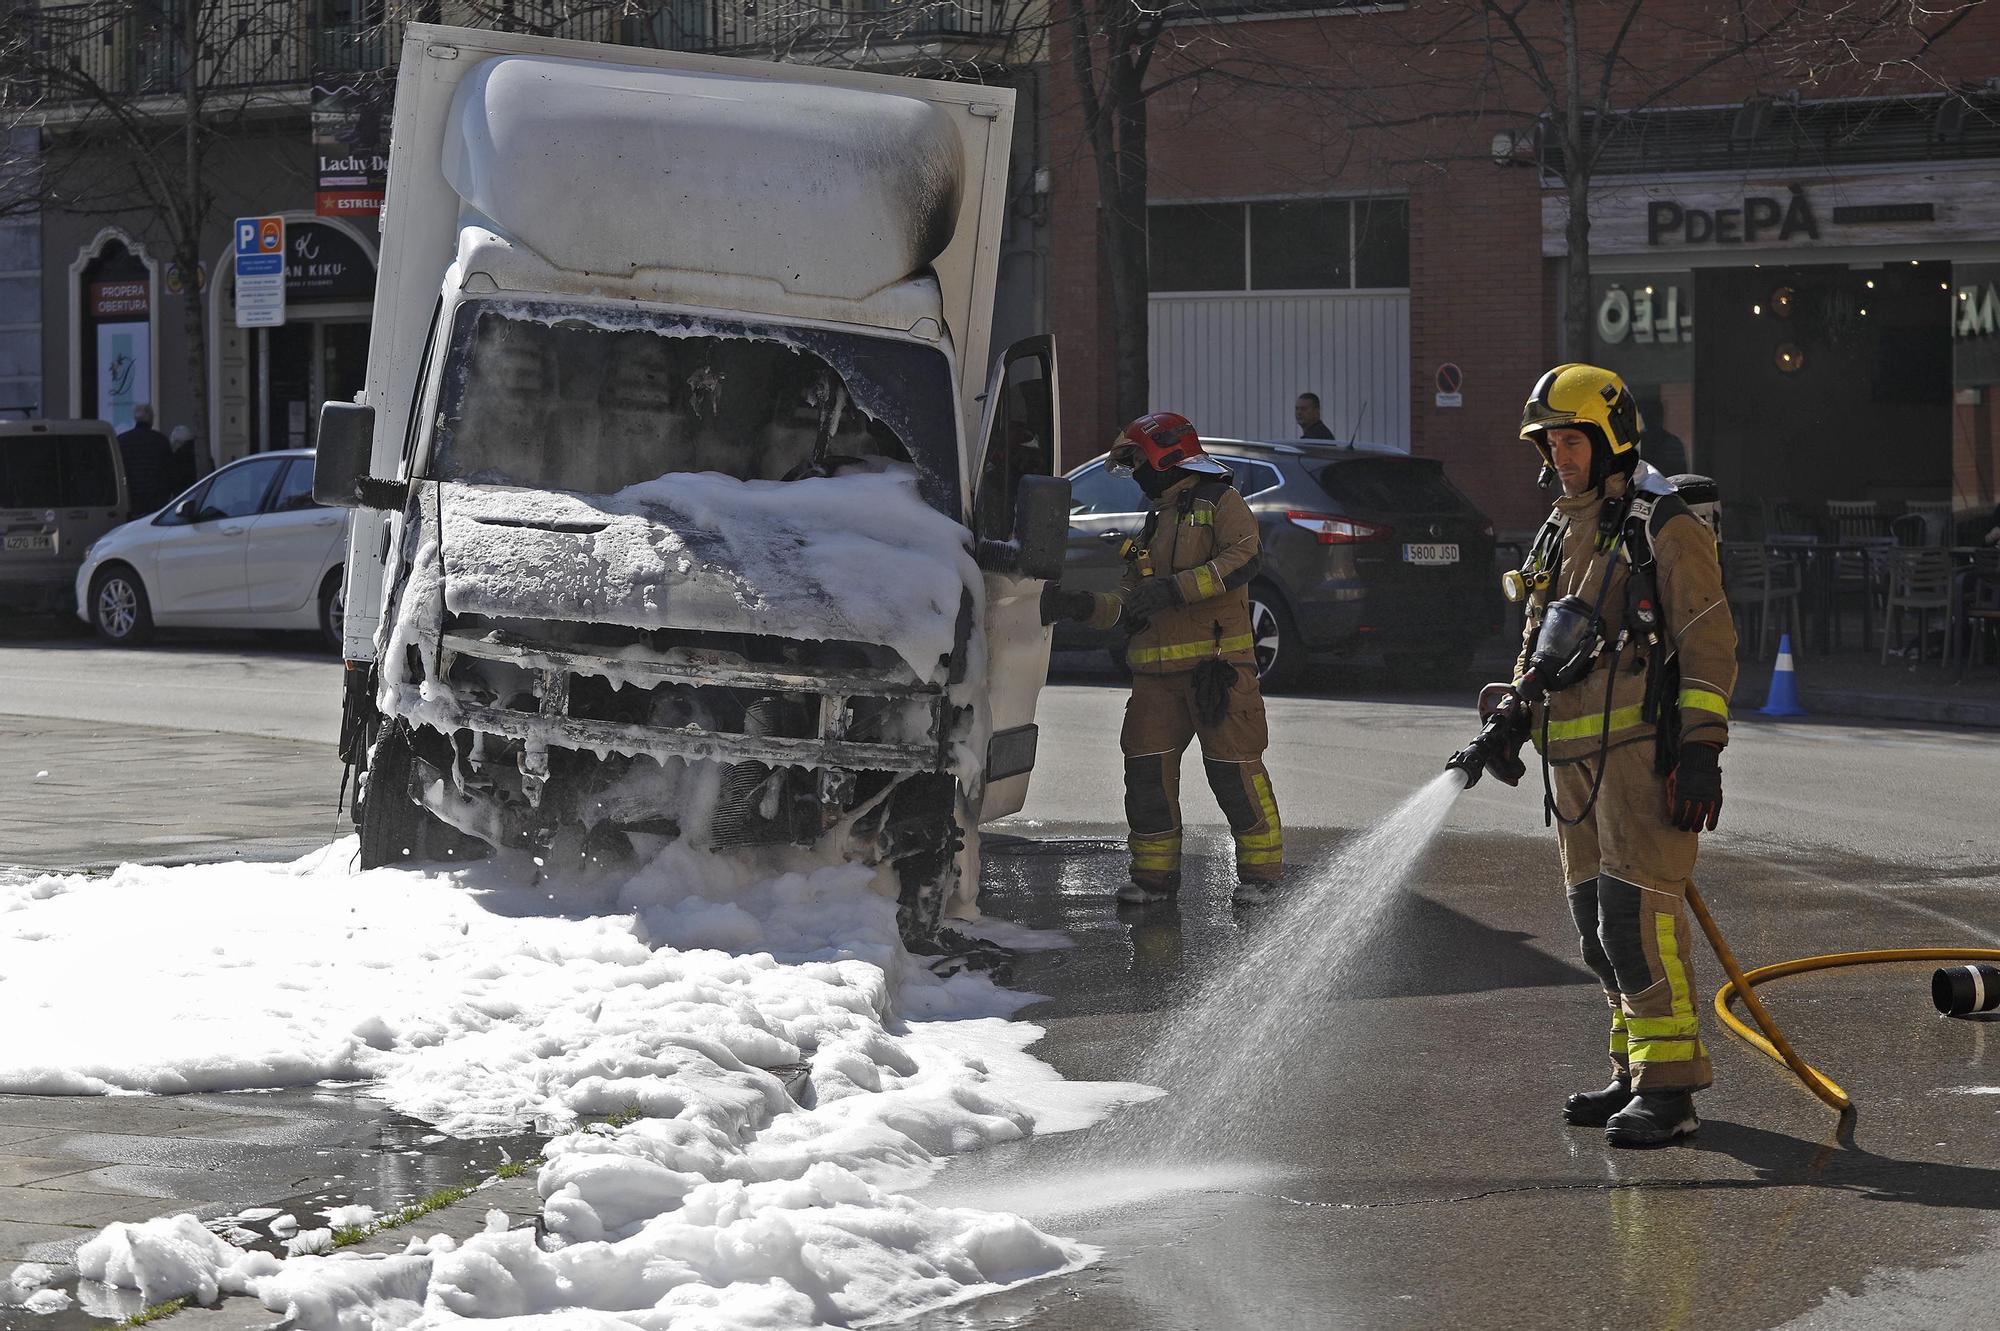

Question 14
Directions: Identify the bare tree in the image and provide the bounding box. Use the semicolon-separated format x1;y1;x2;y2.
0;0;358;442
1354;1;1985;353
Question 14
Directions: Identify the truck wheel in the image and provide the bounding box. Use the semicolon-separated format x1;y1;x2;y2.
358;720;441;868
881;773;966;945
1248;584;1302;692
90;566;153;646
318;570;345;654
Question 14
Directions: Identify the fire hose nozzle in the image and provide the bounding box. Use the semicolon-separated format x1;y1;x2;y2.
1445;692;1530;789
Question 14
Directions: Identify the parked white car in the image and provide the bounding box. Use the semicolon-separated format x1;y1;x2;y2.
74;448;349;650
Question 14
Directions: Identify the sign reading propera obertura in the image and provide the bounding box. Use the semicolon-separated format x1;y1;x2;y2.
312;81;391;221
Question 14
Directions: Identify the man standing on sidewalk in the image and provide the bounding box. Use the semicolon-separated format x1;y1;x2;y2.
1041;413;1284;906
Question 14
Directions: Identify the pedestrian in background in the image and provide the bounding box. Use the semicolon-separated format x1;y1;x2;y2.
1295;392;1335;440
167;424;204;491
115;404;175;515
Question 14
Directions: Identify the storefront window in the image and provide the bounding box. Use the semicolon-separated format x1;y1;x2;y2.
75;237;152;431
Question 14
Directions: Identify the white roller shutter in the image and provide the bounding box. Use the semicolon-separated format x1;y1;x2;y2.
1148;291;1409;447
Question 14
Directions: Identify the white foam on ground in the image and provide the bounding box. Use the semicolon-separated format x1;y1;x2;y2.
2;841;1149;1326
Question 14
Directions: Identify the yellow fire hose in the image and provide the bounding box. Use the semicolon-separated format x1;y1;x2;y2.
1686;884;2000;1115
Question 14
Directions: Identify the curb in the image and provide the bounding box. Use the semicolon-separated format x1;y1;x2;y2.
1795;689;2000;730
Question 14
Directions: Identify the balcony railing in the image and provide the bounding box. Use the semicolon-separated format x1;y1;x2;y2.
7;2;401;104
6;0;1002;107
488;0;996;58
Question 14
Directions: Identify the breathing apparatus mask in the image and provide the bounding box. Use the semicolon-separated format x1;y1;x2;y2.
1444;593;1609;789
1110;449;1181;499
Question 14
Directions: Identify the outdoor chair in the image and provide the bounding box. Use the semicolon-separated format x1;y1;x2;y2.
1724;542;1803;662
1879;549;1954;665
1762;498;1819;543
1827;501;1893;650
1948;549;2000;676
1896;500;1953;548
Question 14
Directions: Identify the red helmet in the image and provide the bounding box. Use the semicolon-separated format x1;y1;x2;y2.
1109;412;1224;474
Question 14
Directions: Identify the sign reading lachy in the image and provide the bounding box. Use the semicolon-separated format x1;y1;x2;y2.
312;82;390;220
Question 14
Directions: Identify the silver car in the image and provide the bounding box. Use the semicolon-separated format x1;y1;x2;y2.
74;449;350;650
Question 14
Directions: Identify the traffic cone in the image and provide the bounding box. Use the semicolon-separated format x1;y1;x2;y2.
1758;634;1808;717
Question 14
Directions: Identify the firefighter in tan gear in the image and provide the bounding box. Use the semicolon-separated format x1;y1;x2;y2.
1041;413;1284;906
1486;365;1737;1148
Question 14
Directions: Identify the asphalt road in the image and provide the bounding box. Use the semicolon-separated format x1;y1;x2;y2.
4;634;2000;1328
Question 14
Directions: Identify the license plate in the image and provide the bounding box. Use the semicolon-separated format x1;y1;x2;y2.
3;532;53;552
1403;542;1458;566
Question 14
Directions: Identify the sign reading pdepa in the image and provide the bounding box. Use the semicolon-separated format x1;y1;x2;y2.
234;215;286;329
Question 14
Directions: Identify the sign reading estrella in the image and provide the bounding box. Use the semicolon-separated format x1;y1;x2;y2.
234;215;286;328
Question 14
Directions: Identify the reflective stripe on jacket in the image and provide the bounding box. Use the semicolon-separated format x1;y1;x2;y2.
1087;473;1261;674
1517;473;1738;763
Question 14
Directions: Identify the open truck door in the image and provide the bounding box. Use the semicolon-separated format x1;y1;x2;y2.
971;335;1063;821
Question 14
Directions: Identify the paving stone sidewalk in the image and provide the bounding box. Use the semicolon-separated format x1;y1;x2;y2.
0;717;344;872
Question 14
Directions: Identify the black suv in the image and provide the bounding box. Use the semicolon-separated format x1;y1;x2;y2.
1057;439;1502;689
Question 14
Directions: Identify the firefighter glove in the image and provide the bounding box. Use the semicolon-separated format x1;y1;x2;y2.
1039;584;1096;626
1122;578;1178;626
1667;741;1723;832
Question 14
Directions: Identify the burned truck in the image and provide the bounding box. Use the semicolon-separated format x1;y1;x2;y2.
313;29;1066;941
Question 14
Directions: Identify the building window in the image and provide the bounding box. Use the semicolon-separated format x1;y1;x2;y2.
1149;197;1408;293
1148;204;1247;292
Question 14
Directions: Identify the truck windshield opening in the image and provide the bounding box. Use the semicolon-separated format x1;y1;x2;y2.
428;300;962;514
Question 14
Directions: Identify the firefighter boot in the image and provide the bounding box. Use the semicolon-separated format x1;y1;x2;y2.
1604;1090;1699;1147
1117;877;1179;906
1563;1077;1633;1127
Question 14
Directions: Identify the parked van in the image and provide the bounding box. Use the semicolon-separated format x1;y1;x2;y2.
314;27;1067;947
0;420;128;615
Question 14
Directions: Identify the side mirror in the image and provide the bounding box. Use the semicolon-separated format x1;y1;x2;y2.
175;498;198;522
313;402;404;509
1013;475;1070;581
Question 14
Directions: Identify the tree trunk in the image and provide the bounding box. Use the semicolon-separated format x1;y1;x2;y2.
181;0;209;466
1097;47;1149;427
1560;0;1591;357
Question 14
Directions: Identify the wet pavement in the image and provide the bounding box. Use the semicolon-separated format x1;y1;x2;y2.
5;634;1999;1327
913;822;2000;1331
0;1086;538;1327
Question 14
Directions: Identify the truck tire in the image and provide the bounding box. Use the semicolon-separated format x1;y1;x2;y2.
881;773;966;944
318;570;345;655
358;720;441;868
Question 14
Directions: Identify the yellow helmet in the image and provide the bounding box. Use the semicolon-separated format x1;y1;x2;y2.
1520;364;1643;460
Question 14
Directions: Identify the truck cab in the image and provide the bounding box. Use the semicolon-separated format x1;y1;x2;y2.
314;29;1064;946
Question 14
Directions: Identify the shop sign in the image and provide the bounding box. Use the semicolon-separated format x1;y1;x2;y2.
284;221;375;302
1598;283;1693;345
89;280;149;318
1953;264;2000;387
1647;189;1819;247
312;83;390;221
1955;282;1999;339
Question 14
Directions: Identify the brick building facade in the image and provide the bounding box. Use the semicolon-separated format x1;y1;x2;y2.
1047;0;2000;539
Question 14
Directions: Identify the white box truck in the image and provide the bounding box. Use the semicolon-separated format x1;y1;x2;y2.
313;25;1067;948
